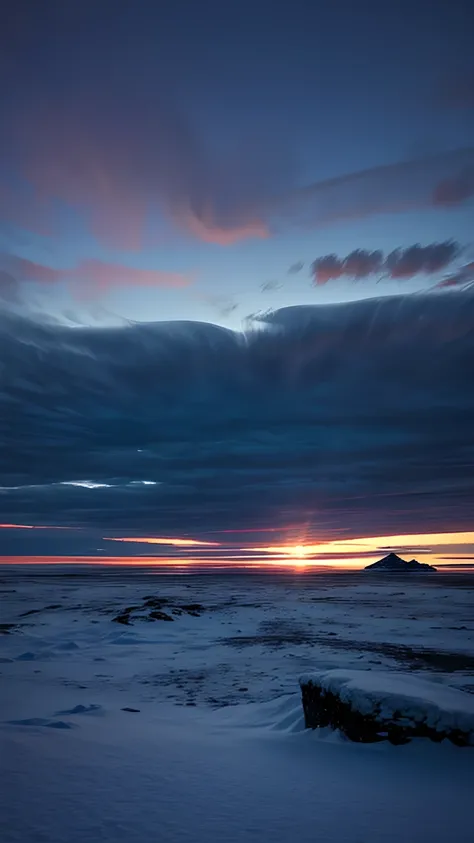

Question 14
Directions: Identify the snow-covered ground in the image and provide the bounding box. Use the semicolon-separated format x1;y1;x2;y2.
1;568;473;842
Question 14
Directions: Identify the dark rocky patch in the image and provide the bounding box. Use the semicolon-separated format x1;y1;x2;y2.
222;618;319;649
0;623;16;634
111;597;206;625
112;614;131;625
221;625;474;672
20;604;62;617
149;610;174;622
180;603;204;614
143;597;171;609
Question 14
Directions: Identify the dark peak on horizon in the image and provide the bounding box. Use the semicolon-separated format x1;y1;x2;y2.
365;553;437;573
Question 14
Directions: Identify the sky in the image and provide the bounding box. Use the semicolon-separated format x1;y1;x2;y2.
1;0;474;565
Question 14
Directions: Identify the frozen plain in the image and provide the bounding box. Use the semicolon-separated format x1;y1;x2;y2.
1;567;474;843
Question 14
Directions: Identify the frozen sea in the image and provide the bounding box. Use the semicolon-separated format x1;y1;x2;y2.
1;566;473;843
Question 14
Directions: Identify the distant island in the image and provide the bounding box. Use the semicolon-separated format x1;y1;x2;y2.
364;552;437;573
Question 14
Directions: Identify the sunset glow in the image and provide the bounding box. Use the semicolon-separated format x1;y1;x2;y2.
1;529;474;570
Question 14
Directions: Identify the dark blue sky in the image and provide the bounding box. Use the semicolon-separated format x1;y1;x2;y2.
1;0;473;324
1;1;474;558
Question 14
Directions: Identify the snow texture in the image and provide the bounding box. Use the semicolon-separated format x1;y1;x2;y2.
1;569;474;842
2;695;474;843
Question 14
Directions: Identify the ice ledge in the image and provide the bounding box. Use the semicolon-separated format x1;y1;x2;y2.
299;669;474;746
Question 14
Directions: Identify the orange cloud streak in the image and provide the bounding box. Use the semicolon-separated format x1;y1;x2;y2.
0;523;74;530
104;536;220;547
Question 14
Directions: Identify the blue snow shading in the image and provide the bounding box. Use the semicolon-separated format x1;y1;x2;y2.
7;718;75;729
54;704;103;716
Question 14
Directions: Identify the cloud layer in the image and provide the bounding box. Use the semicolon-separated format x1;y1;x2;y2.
1;290;474;543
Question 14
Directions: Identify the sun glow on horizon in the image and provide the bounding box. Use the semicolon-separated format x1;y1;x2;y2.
1;527;474;570
287;545;311;557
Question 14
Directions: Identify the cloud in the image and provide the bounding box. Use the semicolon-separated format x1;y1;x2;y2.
284;148;474;231
311;255;345;285
384;241;460;279
0;254;191;299
288;262;304;275
3;96;284;248
311;241;460;285
432;169;474;205
343;250;383;278
1;289;474;544
0;270;22;303
261;280;282;292
436;261;474;289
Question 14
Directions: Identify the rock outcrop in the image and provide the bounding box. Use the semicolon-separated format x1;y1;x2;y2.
300;670;474;746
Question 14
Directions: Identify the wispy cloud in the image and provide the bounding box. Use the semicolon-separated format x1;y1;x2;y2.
285;149;474;230
4;97;282;248
0;254;192;300
3;91;474;247
436;261;474;289
104;537;220;547
287;262;304;275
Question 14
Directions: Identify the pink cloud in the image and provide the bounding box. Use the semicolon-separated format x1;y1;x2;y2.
4;94;474;248
7;99;273;249
432;170;474;205
70;260;191;291
0;254;192;297
182;211;269;245
311;255;344;285
310;242;461;286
